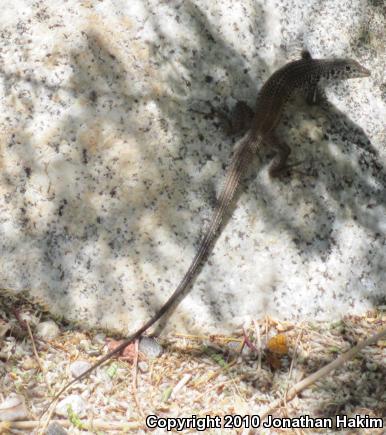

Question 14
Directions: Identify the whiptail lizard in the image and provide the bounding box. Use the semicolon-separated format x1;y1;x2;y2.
46;50;370;408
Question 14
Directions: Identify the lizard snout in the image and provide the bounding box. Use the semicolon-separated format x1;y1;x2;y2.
358;64;371;77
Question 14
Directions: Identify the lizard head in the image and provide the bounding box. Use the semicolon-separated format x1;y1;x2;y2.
327;59;370;80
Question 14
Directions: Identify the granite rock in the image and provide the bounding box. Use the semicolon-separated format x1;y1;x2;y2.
0;1;385;335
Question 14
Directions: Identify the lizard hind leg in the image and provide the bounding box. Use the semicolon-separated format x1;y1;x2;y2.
266;132;316;178
265;132;308;178
264;132;291;178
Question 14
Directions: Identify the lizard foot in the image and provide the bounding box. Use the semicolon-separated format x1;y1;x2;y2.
270;161;316;178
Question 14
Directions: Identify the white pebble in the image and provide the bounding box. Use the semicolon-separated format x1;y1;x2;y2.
35;320;60;340
0;393;28;421
70;360;92;378
139;337;163;359
55;395;87;417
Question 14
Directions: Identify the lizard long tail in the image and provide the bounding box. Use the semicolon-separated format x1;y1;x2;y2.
44;131;260;411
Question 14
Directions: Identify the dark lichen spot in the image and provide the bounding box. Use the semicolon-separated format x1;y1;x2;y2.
24;167;31;178
82;148;88;164
89;90;97;102
58;199;67;217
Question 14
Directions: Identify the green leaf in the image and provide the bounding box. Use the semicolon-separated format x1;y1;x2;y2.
106;362;119;378
66;404;87;430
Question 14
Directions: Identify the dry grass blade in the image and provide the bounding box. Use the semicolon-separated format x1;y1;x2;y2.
2;419;141;431
253;320;262;371
131;339;144;417
25;321;44;375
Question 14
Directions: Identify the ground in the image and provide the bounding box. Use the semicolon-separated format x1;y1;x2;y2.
0;294;385;434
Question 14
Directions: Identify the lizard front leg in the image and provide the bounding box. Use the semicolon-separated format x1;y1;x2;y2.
305;80;327;106
300;51;324;105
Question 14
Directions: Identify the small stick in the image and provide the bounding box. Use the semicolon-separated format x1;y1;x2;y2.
242;326;258;352
195;377;240;402
1;419;141;431
23;318;52;398
170;373;192;399
253;320;262;371
38;395;58;435
131;339;144;417
287;326;304;383
25;321;45;375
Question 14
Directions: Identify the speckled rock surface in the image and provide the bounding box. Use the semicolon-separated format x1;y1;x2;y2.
0;1;385;335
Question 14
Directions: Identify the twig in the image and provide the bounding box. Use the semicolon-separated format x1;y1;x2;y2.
195;377;240;401
25;321;45;375
261;326;386;419
23;320;55;435
170;373;192;399
253;320;262;371
283;325;304;413
12;309;44;376
38;396;58;435
131;339;144;417
288;326;304;382
23;318;55;412
2;419;141;431
242;326;258;351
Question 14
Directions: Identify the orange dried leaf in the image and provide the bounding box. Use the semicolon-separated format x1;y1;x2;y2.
106;339;136;361
267;334;288;355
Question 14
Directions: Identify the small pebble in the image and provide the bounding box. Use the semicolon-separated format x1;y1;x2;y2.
0;393;28;421
0;321;10;338
21;357;38;370
138;361;149;372
93;333;106;345
46;422;68;435
35;320;60;340
55;395;87;417
19;311;40;327
139;337;163;359
70;360;92;378
226;340;243;353
79;339;90;351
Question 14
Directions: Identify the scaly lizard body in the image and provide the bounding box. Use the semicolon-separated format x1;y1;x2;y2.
47;50;369;406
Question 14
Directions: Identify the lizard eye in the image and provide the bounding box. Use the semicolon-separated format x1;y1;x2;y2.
345;65;351;71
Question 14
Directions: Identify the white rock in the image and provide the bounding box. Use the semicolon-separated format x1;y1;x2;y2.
70;360;92;378
0;0;384;336
19;312;40;327
0;393;28;421
138;361;149;373
93;333;106;345
55;395;87;418
46;422;68;435
139;337;163;359
35;320;60;340
0;321;10;339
